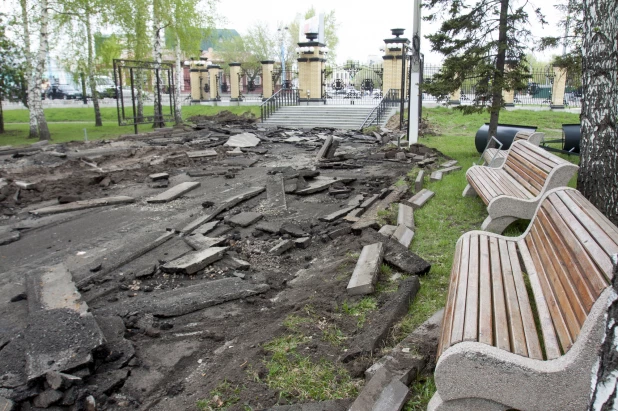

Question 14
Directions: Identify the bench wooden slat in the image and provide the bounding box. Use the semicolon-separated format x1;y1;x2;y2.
510;144;559;171
482;168;529;199
439;239;464;356
542;199;604;309
528;225;577;351
467;169;492;205
499;238;528;357
451;236;471;346
508;151;551;184
504;160;542;196
464;235;480;341
536;209;589;326
508;241;543;360
568;190;618;244
517;239;562;359
490;236;510;351
475;169;514;200
557;191;618;272
478;235;493;346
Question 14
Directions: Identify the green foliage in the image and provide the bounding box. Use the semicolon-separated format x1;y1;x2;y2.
341;297;378;328
0;13;27;132
196;380;242;411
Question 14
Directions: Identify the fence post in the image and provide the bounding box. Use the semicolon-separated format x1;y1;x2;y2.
199;66;209;101
190;61;202;103
449;88;461;105
261;61;275;100
208;65;221;101
383;29;410;95
551;66;567;110
230;63;241;102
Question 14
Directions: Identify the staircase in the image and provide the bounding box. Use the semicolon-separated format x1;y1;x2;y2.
261;105;395;130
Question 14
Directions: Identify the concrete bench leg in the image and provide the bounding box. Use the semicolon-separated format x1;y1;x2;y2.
481;215;517;234
462;184;478;197
428;392;509;411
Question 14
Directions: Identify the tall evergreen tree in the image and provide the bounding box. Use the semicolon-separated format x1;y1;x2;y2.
423;0;543;138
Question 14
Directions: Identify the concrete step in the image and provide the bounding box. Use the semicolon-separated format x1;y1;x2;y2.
261;105;391;129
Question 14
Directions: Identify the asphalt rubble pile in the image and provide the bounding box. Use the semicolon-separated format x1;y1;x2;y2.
0;111;455;411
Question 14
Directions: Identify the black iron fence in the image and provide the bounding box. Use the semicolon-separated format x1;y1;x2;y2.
359;89;401;131
260;88;300;122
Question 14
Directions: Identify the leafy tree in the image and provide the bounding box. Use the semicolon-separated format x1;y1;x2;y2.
288;7;339;65
95;33;123;75
0;14;27;134
423;0;544;138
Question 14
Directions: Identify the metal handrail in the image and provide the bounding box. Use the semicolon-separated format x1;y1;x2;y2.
358;89;400;131
260;88;300;122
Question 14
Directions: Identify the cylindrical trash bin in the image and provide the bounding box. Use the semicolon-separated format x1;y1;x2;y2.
562;124;580;153
474;123;538;153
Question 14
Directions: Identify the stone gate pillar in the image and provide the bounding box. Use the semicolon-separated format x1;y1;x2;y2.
208;65;221;101
382;29;409;97
190;61;202;102
551;66;567;110
449;88;461;106
502;62;516;107
261;61;275;100
199;67;209;101
297;32;326;103
230;63;241;101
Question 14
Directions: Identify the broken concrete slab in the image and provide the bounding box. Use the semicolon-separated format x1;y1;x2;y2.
295;237;311;249
440;160;458;168
352;184;409;231
212;186;266;214
32;389;63;408
161;247;227;274
186;150;217;158
343;208;364;223
430;171;443;182
347;194;365;208
397;203;415;230
147;182;200;203
360;229;431;276
263;399;353;411
228;212;263;227
437;165;462;174
349;367;401;411
0;396;15;411
187;167;241;177
255;221;281;234
102;278;269;317
25;264;105;381
347;242;384;296
316;135;333;160
29;196;135;216
149;172;169;181
372;379;411;411
199;220;220;235
407;189;435;210
294;176;340;195
414;170;424;193
319;206;357;223
392;225;414;248
360;194;379;210
94;315;135;373
226;147;244;156
378;225;397;237
219;256;251;271
219;157;258;168
45;371;82;390
14;181;37;190
86;369;129;397
183;235;226;251
280;223;308;238
180;214;215;234
224;133;261;148
0;229;20;246
266;174;287;210
270;240;293;255
240;147;268;154
329;226;351;239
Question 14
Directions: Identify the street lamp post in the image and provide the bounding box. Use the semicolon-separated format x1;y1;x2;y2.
278;27;289;88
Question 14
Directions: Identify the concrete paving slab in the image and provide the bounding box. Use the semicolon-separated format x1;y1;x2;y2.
347;194;365;207
212;186;266;214
415;170;425;193
30;196;135;216
440;160;458;168
183;235;226;251
319;206;357;223
316;135;333;160
360;194;379;209
224;133;260;148
149;173;169;181
373;379;410;411
295;237;311;249
347;242;384;295
219;158;258;167
294;176;338;195
378;225;397;237
438;165;462;174
186;150;217;158
227;212;263;227
352;184;408;231
408;189;435;209
392;225;414;248
0;230;20;246
14;181;37;190
360;229;431;276
219;255;251;271
147;182;200;203
266;174;287;210
180;214;215;234
329;226;351;239
280;224;308;238
397;203;415;230
270;240;293;255
255;222;281;234
430;171;443;182
161;247;227;274
199;220;220;235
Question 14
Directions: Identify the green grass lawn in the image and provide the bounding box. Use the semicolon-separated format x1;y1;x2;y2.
400;107;580;410
0;105;261;146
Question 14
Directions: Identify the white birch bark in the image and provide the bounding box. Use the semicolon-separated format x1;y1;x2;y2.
174;34;183;125
31;0;51;140
19;0;38;138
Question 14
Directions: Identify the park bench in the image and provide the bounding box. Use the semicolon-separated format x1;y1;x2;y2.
429;187;618;411
463;140;578;233
482;130;545;167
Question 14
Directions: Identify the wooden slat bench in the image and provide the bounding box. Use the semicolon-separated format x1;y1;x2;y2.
429;187;618;411
482;131;545;167
463;140;578;233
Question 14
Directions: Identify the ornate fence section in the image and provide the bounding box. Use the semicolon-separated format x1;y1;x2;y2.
322;62;384;105
260;88;300;122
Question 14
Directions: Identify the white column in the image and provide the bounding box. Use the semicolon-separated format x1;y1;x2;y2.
407;0;422;145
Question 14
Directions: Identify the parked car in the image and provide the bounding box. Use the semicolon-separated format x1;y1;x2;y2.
46;84;83;100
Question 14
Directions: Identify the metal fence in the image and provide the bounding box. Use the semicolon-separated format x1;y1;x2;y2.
421;65;582;108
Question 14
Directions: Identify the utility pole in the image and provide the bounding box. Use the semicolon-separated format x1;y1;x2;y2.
407;0;422;145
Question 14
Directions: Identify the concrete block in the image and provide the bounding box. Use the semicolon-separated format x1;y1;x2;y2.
295;176;339;195
30;196;135;216
438;165;462;175
430;171;443;182
255;222;281;234
15;181;37;190
347;242;384;295
161;247;227;274
266;174;287;210
408;189;435;209
220;256;251;271
183;235;226;251
295;237;311;249
378;225;397;237
149;172;169;181
440;160;458;168
270;240;293;255
186;150;217;158
414;170;424;193
320;206;357;223
373;379;411;411
228;212;263;227
392;225;414;248
352;184;408;231
224;132;260;148
360;194;379;209
347;194;365;207
147;182;200;203
397;203;415;230
360;229;431;276
316;135;333;160
181;214;215;234
200;220;220;235
395;152;407;161
281;223;308;238
343;208;364;223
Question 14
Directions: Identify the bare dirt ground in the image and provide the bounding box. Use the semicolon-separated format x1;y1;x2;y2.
0;112;445;411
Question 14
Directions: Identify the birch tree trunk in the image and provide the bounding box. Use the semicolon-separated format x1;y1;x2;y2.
577;0;618;225
32;0;51;141
173;34;183;125
19;0;38;138
85;7;102;127
151;0;165;128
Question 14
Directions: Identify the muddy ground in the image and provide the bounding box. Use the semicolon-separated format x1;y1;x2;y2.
0;112;445;411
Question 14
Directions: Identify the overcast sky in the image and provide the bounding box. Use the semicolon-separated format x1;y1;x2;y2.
217;0;568;65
